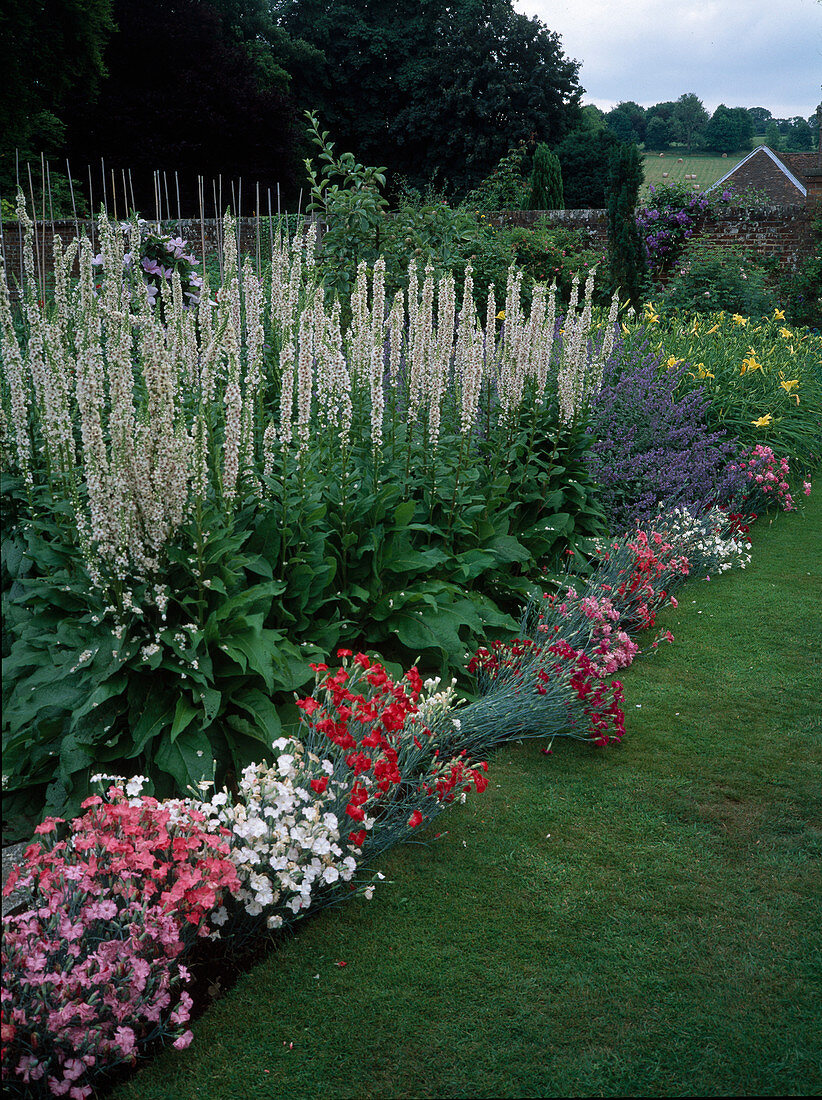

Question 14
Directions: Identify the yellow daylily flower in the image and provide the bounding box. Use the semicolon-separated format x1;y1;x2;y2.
739;356;765;378
496;310;506;320
665;356;682;371
779;377;799;393
751;414;773;428
644;304;660;324
774;308;785;320
706;323;720;335
732;313;748;326
689;363;714;380
779;327;793;339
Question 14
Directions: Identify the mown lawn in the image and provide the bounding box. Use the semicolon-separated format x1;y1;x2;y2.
641;150;739;197
113;488;822;1100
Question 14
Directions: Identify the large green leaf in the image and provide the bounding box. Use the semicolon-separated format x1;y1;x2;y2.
154;725;213;792
126;692;176;759
232;687;282;746
170;696;200;742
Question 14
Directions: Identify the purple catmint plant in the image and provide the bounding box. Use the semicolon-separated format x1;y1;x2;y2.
586;330;744;532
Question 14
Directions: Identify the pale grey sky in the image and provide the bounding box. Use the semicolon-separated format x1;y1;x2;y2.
514;0;822;119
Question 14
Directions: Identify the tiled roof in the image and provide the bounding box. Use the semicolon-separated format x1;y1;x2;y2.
773;151;819;180
708;146;807;202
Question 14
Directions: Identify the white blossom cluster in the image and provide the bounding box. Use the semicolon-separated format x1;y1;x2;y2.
653;505;752;574
192;738;361;929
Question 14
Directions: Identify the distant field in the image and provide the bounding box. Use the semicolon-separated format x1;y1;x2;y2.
641;150;742;198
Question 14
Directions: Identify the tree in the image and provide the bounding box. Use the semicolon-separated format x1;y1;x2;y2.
747;106;773;134
764;120;783;151
0;0;116;196
672;93;709;152
783;118;813;151
606;101;647;145
554;128;625;209
578;104;607;132
62;0;303;213
645;116;672;151
274;0;583;195
606;142;647;311
703;104;752;154
526;143;563;209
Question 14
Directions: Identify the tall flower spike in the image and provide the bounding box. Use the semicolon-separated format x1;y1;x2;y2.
278;341;295;450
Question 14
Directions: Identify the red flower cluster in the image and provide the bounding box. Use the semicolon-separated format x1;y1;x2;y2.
468;637;625;747
297;650;487;843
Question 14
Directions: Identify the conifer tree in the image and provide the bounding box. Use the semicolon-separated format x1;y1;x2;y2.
606;143;647;311
526;143;564;209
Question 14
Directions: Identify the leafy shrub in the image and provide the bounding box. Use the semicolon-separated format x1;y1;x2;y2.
656;239;774;316
607;142;647;309
525;144;564;210
505;221;610;306
777;209;822;331
586;331;740;531
463;143;529;211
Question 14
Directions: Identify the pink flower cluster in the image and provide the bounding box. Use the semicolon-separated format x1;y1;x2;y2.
545;590;640;675
1;787;239;1097
729;444;807;513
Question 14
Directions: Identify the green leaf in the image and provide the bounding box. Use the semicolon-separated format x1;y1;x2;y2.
394;500;416;527
488;534;531;565
383;547;450;576
232;687;282;746
170;696;199;742
126;692;176;759
154;726;213;793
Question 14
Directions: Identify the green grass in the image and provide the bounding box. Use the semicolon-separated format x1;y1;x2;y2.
113;490;822;1100
641;151;741;198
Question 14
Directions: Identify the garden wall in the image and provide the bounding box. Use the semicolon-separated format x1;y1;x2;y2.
0;204;816;296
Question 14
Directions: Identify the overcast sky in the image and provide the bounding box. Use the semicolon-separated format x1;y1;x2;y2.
514;0;822;120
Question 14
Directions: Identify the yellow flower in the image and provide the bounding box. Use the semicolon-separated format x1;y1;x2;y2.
779;327;793;339
779;378;799;393
774;308;785;320
732;313;748;326
694;364;714;379
665;356;682;371
496;310;506;320
740;350;763;375
706;323;720;334
644;304;660;324
751;414;773;428
621;323;630;335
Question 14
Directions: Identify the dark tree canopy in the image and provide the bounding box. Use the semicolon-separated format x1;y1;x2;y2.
275;0;584;195
606;101;647;145
607;141;646;310
526;144;564;210
62;0;304;213
554;128;625;209
703;104;753;154
645;116;672;151
672;93;709;152
0;0;116;194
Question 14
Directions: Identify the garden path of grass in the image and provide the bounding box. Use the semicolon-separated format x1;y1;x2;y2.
115;492;822;1100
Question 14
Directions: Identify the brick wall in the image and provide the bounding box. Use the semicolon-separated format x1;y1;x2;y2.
682;203;816;270
1;204;816;295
